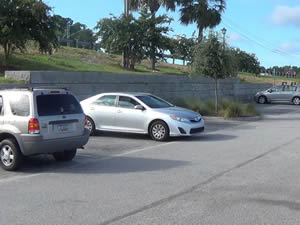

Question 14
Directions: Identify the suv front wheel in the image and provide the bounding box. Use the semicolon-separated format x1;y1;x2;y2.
53;149;77;162
0;139;23;171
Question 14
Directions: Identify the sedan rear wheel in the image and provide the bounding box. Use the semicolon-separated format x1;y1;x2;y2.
86;117;96;135
258;96;267;104
293;97;300;105
150;121;169;141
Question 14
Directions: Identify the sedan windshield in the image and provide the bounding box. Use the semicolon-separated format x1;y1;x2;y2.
136;95;173;108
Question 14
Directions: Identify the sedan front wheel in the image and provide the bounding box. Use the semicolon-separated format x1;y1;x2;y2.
150;121;169;141
293;97;300;105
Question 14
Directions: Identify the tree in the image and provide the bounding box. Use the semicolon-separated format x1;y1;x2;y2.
95;14;145;70
230;48;260;75
95;11;172;70
129;0;177;70
138;10;172;70
192;32;236;112
0;0;58;64
179;0;226;42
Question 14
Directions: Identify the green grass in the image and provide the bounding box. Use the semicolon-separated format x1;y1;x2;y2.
238;72;297;85
175;98;260;118
0;46;187;75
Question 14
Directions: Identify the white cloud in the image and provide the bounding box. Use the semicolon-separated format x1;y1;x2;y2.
271;6;300;27
227;33;242;43
274;42;300;53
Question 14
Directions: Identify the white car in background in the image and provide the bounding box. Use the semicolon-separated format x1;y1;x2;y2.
81;92;205;141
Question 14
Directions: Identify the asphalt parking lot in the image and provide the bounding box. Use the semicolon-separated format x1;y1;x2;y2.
1;103;300;225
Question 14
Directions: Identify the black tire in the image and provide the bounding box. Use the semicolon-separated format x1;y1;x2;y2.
0;139;23;171
149;121;169;142
258;96;267;104
293;97;300;105
86;116;96;136
53;149;77;162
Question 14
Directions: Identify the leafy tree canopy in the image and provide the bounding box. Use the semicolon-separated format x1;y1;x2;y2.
0;0;58;64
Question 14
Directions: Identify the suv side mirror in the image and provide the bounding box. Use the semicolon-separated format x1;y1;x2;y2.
134;105;145;110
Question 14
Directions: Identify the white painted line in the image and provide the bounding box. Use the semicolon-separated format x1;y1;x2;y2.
0;142;173;185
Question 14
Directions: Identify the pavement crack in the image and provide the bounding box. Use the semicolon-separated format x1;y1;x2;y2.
99;135;300;225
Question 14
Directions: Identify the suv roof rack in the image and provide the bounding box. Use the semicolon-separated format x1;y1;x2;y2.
27;86;68;91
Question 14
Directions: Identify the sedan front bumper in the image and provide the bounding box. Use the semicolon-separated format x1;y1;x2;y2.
168;119;205;137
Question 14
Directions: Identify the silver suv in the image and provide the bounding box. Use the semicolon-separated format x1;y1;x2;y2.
0;87;90;171
254;85;300;105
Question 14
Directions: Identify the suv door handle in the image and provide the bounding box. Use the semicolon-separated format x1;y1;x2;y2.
117;110;122;113
90;107;95;110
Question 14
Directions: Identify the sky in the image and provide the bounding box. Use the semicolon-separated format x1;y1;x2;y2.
45;0;300;68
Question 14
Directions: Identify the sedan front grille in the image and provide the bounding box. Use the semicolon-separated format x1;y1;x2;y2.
190;118;202;123
190;127;204;134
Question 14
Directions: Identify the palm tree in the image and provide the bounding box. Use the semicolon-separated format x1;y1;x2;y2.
129;0;178;14
179;0;226;42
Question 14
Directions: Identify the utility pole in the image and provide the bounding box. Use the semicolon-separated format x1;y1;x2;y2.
67;22;71;47
221;28;227;50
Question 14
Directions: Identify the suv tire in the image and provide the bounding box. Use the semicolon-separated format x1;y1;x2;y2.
0;139;23;171
53;149;77;162
149;121;169;141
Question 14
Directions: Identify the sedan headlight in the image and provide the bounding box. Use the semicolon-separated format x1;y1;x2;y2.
170;115;190;122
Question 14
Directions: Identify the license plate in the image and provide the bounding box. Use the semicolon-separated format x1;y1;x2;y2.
56;124;69;133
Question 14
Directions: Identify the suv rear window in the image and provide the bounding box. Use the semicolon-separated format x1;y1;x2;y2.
37;94;83;116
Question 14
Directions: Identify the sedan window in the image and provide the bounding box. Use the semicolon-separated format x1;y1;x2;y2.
93;95;116;107
118;96;139;109
136;95;173;108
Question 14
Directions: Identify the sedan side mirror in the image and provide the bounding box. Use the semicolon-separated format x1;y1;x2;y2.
134;105;145;110
267;89;272;93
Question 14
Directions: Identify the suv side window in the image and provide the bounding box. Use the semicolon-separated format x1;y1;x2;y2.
10;94;30;117
284;86;297;92
118;96;140;109
93;95;116;107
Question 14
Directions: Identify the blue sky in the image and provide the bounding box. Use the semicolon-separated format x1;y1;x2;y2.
45;0;300;68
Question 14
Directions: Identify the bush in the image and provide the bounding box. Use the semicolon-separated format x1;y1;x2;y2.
174;98;259;118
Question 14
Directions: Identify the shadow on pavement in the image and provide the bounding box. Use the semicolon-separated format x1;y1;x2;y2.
174;133;237;142
17;155;189;174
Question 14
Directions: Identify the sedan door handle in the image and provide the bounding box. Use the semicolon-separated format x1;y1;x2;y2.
90;107;95;111
117;110;122;113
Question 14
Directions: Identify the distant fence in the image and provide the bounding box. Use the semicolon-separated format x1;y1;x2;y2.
58;38;97;50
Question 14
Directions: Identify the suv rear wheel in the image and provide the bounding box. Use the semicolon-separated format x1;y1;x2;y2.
0;139;23;171
53;149;77;161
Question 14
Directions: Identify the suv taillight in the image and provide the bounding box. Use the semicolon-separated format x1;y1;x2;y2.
28;118;40;134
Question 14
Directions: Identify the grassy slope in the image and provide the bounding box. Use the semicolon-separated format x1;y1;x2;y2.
238;72;297;85
0;46;297;86
0;47;187;75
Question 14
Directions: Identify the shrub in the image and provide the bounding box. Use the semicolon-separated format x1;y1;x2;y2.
174;98;259;118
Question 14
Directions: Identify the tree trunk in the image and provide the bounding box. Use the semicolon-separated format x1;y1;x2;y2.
151;11;156;71
3;42;11;66
215;79;219;114
198;26;204;43
183;57;186;66
172;57;175;64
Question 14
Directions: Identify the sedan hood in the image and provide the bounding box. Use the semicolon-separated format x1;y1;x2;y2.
152;107;200;119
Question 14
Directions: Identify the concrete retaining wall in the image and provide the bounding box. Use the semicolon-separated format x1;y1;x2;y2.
5;71;272;102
